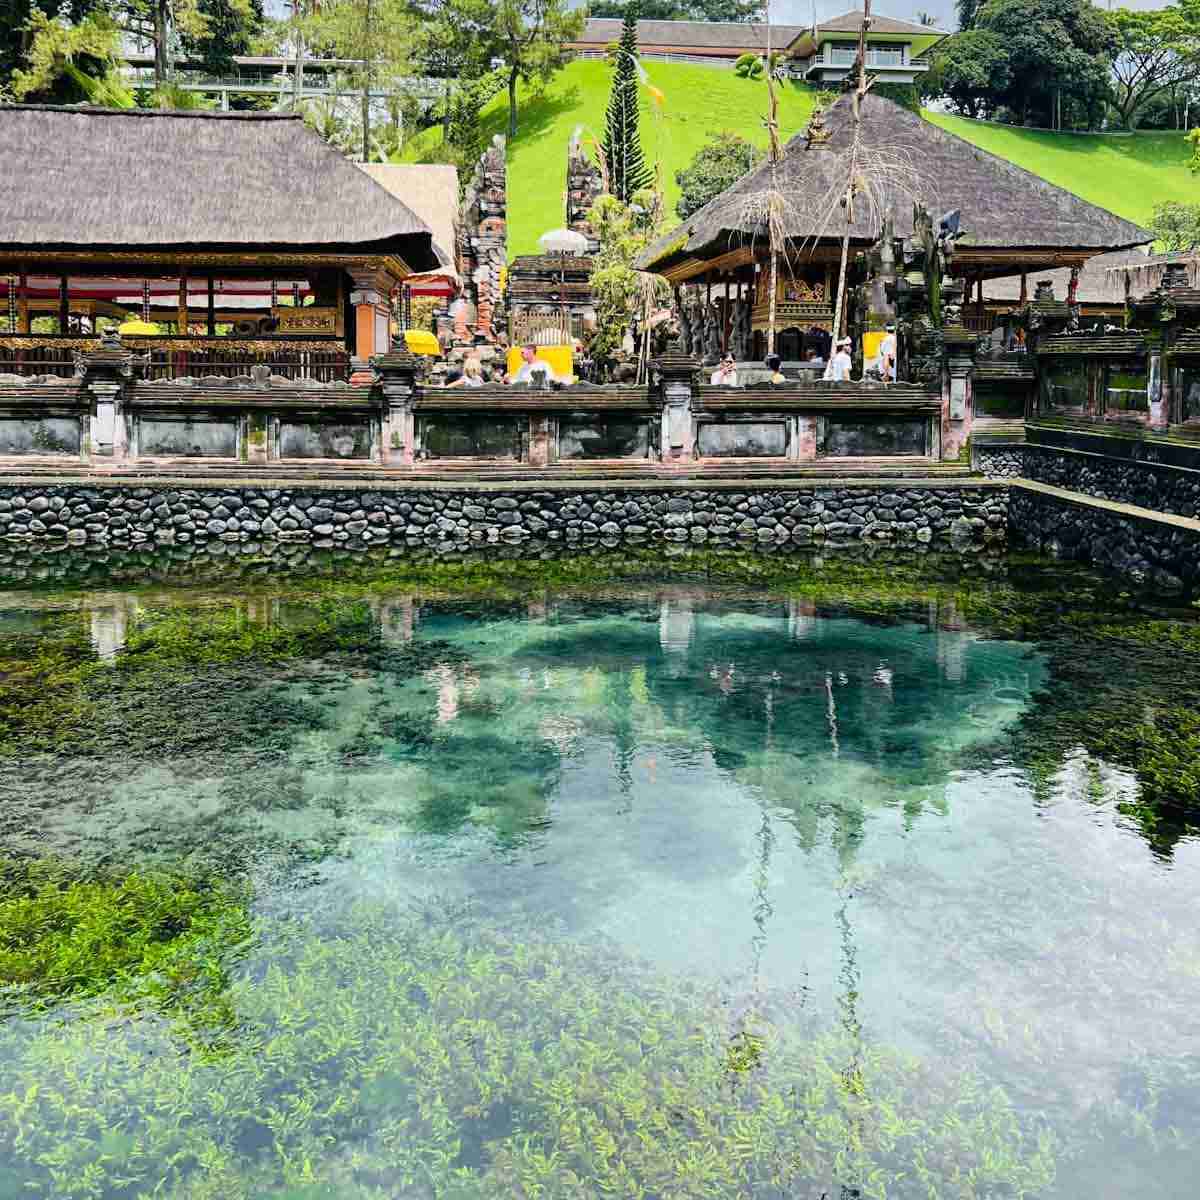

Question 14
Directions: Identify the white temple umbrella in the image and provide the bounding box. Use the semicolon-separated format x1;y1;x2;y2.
538;229;590;256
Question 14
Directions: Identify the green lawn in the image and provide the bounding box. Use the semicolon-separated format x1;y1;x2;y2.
922;112;1195;230
404;59;818;257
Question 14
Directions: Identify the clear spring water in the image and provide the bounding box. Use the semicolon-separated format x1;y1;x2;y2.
0;549;1197;1199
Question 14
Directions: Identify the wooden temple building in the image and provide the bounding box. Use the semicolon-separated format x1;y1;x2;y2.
0;105;444;381
638;94;1151;364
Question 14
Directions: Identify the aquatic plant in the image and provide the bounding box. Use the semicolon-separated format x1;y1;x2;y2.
0;857;251;1030
0;903;1058;1200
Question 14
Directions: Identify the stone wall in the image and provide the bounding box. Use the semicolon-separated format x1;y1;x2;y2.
0;480;1008;551
1009;480;1200;594
975;445;1025;479
1021;442;1200;519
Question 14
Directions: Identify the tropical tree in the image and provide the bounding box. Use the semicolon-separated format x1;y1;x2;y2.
491;0;583;138
674;131;761;219
1106;3;1200;130
7;9;132;103
601;8;652;203
301;0;417;161
929;0;1115;128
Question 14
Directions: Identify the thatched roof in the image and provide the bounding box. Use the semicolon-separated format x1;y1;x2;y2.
985;249;1152;307
0;105;442;270
357;163;458;279
638;95;1152;275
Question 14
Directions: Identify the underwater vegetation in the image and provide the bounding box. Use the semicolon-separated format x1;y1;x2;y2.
0;900;1059;1200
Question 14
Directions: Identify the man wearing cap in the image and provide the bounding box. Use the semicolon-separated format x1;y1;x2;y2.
827;337;853;382
880;324;897;383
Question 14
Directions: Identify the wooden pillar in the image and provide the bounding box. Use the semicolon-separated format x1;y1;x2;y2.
141;278;151;324
1018;271;1028;306
58;275;69;334
976;271;985;318
5;274;15;333
206;275;216;336
177;272;188;336
17;268;28;334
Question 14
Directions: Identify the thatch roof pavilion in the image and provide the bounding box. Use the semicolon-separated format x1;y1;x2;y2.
638;94;1151;361
639;94;1151;285
0;105;445;380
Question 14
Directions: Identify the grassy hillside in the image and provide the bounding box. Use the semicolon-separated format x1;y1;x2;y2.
404;59;818;257
403;61;1195;258
923;113;1195;231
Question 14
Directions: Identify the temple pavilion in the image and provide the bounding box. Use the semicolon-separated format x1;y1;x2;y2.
637;94;1152;362
0;105;445;380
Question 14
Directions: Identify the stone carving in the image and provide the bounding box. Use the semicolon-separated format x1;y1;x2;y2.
566;132;604;255
804;106;832;150
457;135;507;344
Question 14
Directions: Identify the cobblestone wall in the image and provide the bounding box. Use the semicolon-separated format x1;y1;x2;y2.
0;482;1009;551
1021;443;1200;519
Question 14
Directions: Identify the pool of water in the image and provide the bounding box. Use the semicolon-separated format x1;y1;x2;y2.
0;547;1198;1199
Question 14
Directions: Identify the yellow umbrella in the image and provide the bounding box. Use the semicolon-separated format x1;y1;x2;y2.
117;319;160;335
404;329;441;356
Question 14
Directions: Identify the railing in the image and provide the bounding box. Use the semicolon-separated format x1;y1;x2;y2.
0;338;349;383
962;314;993;333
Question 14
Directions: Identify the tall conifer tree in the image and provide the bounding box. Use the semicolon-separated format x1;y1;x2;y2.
601;9;652;203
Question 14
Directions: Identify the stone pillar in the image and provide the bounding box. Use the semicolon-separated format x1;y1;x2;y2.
529;416;551;466
81;332;134;462
942;329;977;461
654;348;699;463
372;340;420;466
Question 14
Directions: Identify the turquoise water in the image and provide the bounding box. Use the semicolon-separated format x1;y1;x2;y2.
1;552;1198;1198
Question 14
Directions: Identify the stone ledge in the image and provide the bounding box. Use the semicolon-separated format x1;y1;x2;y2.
1010;478;1200;534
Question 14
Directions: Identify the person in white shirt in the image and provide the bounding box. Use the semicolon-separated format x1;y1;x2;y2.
879;324;897;382
827;338;853;382
710;354;738;386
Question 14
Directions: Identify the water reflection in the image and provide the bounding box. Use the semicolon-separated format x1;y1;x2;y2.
2;565;1200;1199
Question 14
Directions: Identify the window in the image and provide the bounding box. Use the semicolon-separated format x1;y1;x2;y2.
1044;361;1088;414
828;42;904;66
1104;364;1148;414
1182;366;1200;423
818;416;927;457
559;417;652;460
419;415;522;459
697;421;787;458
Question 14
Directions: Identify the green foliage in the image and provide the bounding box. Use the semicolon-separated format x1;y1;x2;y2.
445;68;507;164
1150;200;1200;250
492;0;583;137
0;903;1059;1200
1106;3;1200;130
928;0;1115;128
674;129;760;220
8;9;130;104
1190;126;1200;174
601;9;653;202
0;857;251;1026
871;80;921;113
587;189;669;366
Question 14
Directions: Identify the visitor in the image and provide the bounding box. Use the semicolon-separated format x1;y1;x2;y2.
765;353;786;385
710;354;738;386
879;324;897;382
512;345;552;385
826;337;853;382
805;349;825;368
448;359;484;388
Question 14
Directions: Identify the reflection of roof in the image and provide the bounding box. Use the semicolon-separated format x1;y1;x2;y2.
639;95;1153;273
985;249;1152;307
357;163;458;278
0;105;441;270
